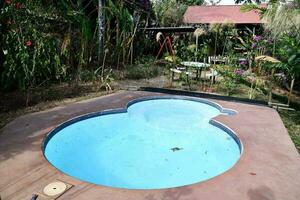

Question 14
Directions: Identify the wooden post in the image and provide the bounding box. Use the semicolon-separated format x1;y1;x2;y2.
130;39;134;65
287;77;295;106
268;85;272;104
268;68;275;104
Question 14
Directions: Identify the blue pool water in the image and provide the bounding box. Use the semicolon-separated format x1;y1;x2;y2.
44;98;241;189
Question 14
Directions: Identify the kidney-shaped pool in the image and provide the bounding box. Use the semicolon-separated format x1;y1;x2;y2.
43;97;242;189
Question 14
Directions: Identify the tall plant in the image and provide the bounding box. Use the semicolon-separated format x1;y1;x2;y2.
263;1;300;105
209;22;234;60
105;0;142;66
58;0;94;83
242;0;300;104
276;34;300;105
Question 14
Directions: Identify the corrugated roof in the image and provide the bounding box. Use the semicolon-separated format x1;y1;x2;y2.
183;5;262;24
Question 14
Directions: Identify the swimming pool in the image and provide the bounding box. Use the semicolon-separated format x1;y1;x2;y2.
43;97;242;189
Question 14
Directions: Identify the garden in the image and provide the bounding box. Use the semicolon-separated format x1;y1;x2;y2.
0;0;299;153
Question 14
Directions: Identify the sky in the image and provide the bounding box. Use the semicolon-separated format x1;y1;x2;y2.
151;0;240;6
219;0;239;5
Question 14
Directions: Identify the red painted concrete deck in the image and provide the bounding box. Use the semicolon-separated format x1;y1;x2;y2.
1;91;300;200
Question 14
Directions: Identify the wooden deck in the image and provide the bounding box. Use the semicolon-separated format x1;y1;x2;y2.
1;91;300;200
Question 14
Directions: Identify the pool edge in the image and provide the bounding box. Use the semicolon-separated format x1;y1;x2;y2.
41;95;243;190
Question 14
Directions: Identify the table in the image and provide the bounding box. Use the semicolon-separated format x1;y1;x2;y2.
180;61;210;81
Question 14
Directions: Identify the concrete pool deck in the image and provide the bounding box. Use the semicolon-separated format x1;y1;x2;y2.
0;91;300;200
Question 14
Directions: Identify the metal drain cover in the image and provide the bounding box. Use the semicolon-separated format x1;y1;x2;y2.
43;181;67;197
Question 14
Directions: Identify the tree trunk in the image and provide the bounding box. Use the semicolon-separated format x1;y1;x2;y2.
195;35;198;62
98;0;105;64
214;31;217;65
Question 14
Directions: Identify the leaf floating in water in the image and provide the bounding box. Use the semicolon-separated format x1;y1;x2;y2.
170;147;183;152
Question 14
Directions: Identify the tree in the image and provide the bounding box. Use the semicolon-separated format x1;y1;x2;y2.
153;0;188;26
263;1;300;39
153;0;205;27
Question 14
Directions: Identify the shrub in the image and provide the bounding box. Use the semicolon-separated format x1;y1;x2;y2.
215;65;246;96
125;64;160;80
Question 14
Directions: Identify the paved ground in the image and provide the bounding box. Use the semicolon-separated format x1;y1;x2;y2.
1;91;300;200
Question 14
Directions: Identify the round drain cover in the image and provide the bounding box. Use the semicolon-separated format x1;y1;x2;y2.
43;181;67;197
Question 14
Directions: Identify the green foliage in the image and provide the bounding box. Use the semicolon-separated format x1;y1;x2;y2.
79;69;97;82
153;0;206;26
240;3;267;16
174;41;203;61
58;0;94;81
125;57;160;79
276;34;300;79
1;31;66;90
79;67;114;91
260;0;300;79
263;1;300;39
105;0;139;66
230;28;274;70
153;0;187;27
215;65;245;96
0;0;97;91
0;0;68;90
98;68;114;91
207;22;236;57
178;0;204;5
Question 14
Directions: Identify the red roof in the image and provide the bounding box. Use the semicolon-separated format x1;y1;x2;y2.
183;5;262;24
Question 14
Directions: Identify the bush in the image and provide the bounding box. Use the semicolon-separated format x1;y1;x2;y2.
215;65;246;96
79;69;95;82
0;1;68;91
0;1;95;91
125;64;160;80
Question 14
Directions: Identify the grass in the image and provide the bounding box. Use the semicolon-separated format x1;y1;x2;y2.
278;110;300;153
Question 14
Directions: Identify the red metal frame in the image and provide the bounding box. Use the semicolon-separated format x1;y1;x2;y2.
156;35;176;63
